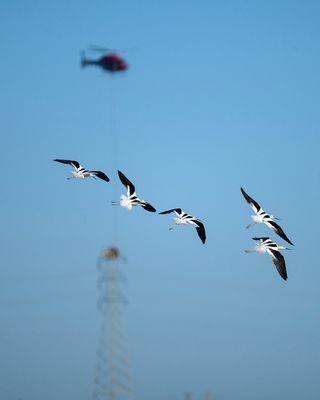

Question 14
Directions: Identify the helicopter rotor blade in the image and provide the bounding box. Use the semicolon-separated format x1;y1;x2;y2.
88;44;138;55
88;45;112;53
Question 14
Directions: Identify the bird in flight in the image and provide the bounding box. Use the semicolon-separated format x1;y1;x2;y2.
54;159;110;182
159;208;206;244
240;187;293;246
112;170;156;212
245;237;291;281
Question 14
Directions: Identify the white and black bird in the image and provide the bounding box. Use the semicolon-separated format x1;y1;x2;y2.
54;159;110;182
112;170;156;212
245;237;291;281
241;187;293;246
159;208;206;244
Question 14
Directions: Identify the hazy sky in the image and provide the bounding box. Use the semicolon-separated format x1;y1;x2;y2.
1;1;320;399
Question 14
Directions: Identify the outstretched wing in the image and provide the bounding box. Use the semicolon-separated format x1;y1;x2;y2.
117;170;135;195
264;220;294;246
90;170;110;182
141;202;156;212
159;208;182;215
240;187;261;214
54;159;80;169
267;249;288;281
195;221;206;244
252;237;270;242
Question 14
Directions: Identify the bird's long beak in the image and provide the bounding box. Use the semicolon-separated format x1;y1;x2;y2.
244;249;254;253
246;223;254;229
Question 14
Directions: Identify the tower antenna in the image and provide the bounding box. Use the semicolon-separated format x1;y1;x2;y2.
92;247;134;400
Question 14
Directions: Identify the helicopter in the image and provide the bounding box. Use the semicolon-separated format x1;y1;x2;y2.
81;45;129;73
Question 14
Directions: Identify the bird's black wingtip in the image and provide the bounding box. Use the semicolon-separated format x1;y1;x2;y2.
143;204;157;212
283;236;294;246
198;232;206;244
100;173;110;182
240;187;248;198
240;187;250;199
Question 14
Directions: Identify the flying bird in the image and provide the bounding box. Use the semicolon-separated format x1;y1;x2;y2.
159;208;206;244
240;187;293;246
54;159;110;182
112;170;156;212
245;237;291;281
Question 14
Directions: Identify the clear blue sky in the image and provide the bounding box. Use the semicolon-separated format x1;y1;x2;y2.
1;1;320;399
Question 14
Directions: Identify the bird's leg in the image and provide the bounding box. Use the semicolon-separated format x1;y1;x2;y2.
244;249;255;253
111;201;119;205
278;246;292;251
67;172;76;180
